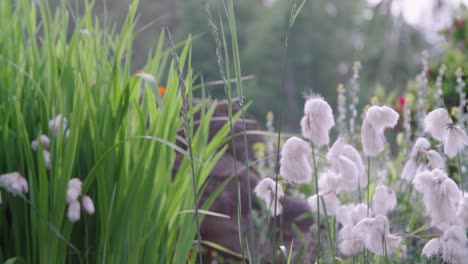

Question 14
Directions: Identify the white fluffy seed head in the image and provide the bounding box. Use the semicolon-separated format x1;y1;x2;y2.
254;178;284;216
337;156;358;192
280;137;312;184
364;106;400;131
327;137;345;170
0;172;29;195
49;114;68;137
441;225;468;264
352;215;403;256
338;225;365;256
66;178;82;204
307;191;340;216
301;96;335;147
31;134;51;151
401;157;418;182
410;137;431;157
43;150;52;169
67;200;81;223
456;195;468;227
444;125;468;158
424;108;451;141
422;238;440;258
361;119;385;157
135;72;156;83
426;150;445;170
413;169;461;229
82;195;95;215
372;184;397;216
342;145;366;187
361;106;399;157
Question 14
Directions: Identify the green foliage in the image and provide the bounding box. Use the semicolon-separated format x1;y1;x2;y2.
0;0;230;263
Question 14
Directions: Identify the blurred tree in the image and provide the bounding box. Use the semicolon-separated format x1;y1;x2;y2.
49;0;427;131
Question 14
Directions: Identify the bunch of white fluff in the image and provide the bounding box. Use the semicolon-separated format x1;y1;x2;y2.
361;106;399;157
307;191;340;216
280;137;312;184
352;215;405;257
66;178;95;223
372;184;397;216
254;178;284;216
0;172;29;203
31;134;52;169
300;95;335;147
422;225;468;264
412;169;461;230
424;108;468;158
323;138;367;192
456;192;468;227
336;203;370;256
401;137;445;182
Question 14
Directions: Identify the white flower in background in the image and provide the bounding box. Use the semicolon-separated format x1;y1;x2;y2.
49;114;68;137
352;215;404;256
307;191;340;216
82;195;95;215
413;169;461;230
67;200;81;223
361;105;399;157
66;178;82;204
300;95;335;147
0;172;29;196
440;225;468;264
31;134;51;151
280;137;312;184
424;108;468;158
254;178;284;216
318;171;342;192
372;184;397;216
135;71;156;83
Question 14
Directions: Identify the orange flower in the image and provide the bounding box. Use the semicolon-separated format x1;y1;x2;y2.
158;86;166;96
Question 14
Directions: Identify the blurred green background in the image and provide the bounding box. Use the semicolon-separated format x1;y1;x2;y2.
48;0;465;129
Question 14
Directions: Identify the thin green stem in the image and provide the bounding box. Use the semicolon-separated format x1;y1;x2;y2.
312;144;321;263
201;2;245;261
166;28;202;264
367;157;371;218
457;153;464;192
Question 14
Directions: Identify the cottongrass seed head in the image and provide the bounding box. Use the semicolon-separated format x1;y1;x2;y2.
280;136;312;184
372;184;397;216
254;178;284;216
421;228;468;264
413;169;462;229
424;108;468;158
0;172;29;196
352;215;405;257
307;191;340;216
361;105;399;157
300;95;335;147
